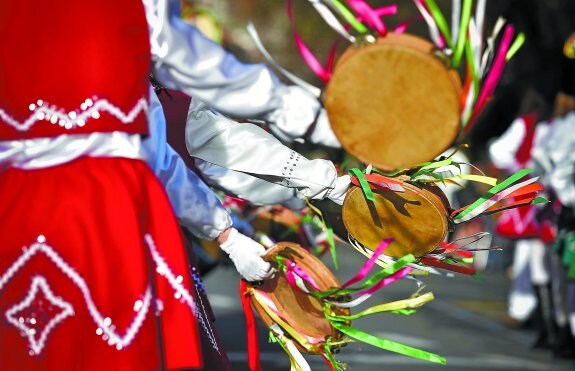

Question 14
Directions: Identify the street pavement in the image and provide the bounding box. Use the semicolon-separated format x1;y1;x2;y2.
203;243;575;371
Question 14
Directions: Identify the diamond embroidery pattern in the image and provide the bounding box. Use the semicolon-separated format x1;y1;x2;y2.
6;276;74;356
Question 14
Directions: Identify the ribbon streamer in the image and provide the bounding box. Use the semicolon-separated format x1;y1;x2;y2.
453;169;539;223
452;0;472;67
327;292;434;321
240;280;262;371
466;24;515;131
414;0;445;49
347;0;389;36
327;0;369;34
270;323;312;371
308;0;357;42
246;23;321;98
331;321;446;365
288;0;333;82
305;198;338;269
424;0;453;48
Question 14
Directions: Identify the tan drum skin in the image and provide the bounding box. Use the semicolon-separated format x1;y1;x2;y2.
342;179;452;258
325;33;462;171
249;242;350;354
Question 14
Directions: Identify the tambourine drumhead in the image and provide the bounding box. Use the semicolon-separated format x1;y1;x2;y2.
250;242;349;353
342;181;449;258
325;33;461;171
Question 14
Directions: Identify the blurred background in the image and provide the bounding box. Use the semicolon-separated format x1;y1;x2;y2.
180;0;575;369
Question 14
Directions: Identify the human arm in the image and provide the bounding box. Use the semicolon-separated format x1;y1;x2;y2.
143;0;340;147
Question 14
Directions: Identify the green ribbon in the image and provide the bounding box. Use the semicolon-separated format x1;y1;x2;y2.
411;157;454;179
531;197;549;205
319;254;416;298
327;227;338;270
330;321;447;365
424;0;453;48
305;198;339;269
326;292;434;321
506;32;525;61
323;338;341;370
465;38;480;103
453;168;532;221
275;251;415;301
452;0;472;68
328;0;369;34
349;168;375;202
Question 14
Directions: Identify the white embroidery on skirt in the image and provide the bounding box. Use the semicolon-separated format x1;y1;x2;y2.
0;235;152;354
5;276;74;356
2;234;214;354
0;97;148;132
145;234;220;353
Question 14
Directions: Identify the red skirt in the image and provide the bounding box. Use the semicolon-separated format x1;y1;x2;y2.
0;157;217;370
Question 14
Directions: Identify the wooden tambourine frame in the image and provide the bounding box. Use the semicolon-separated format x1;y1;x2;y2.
342;178;452;258
249;242;349;354
325;33;462;171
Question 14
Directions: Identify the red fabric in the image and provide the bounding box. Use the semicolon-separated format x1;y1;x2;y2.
492;113;555;241
0;0;150;139
495;205;544;240
515;113;538;166
240;281;261;371
0;157;202;370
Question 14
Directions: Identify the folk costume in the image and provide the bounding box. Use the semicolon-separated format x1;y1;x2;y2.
0;0;229;369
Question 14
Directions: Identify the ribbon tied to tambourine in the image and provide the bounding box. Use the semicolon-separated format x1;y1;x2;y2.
249;0;525;171
341;165;547;275
240;241;445;371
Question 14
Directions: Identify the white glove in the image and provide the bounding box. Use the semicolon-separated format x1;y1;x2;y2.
218;228;276;281
325;175;351;205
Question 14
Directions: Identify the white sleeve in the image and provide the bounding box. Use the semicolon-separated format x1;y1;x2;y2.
184;98;339;203
142;86;232;240
143;0;340;147
488;117;526;172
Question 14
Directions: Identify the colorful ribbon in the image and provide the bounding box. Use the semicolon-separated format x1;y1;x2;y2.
330;321;446;365
240;280;262;371
452;169;546;223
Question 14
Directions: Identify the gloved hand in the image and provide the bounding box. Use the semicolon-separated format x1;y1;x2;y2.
218;227;276;281
325;175;351;205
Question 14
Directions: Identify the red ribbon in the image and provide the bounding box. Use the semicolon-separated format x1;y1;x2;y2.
240;280;261;371
420;257;476;275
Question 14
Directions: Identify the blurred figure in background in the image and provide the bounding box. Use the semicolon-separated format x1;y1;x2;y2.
484;1;575;355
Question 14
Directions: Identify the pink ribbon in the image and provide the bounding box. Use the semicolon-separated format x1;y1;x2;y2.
348;1;395;36
341;238;393;289
357;266;413;296
466;25;514;131
394;15;424;34
287;0;332;82
285;259;322;291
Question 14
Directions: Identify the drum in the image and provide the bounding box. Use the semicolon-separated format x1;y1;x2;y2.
246;242;349;354
324;33;462;171
342;174;452;258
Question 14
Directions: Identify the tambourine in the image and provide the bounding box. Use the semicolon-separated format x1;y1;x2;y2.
241;240;445;369
342;174;452;258
340;169;546;272
246;242;349;354
324;32;462;171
